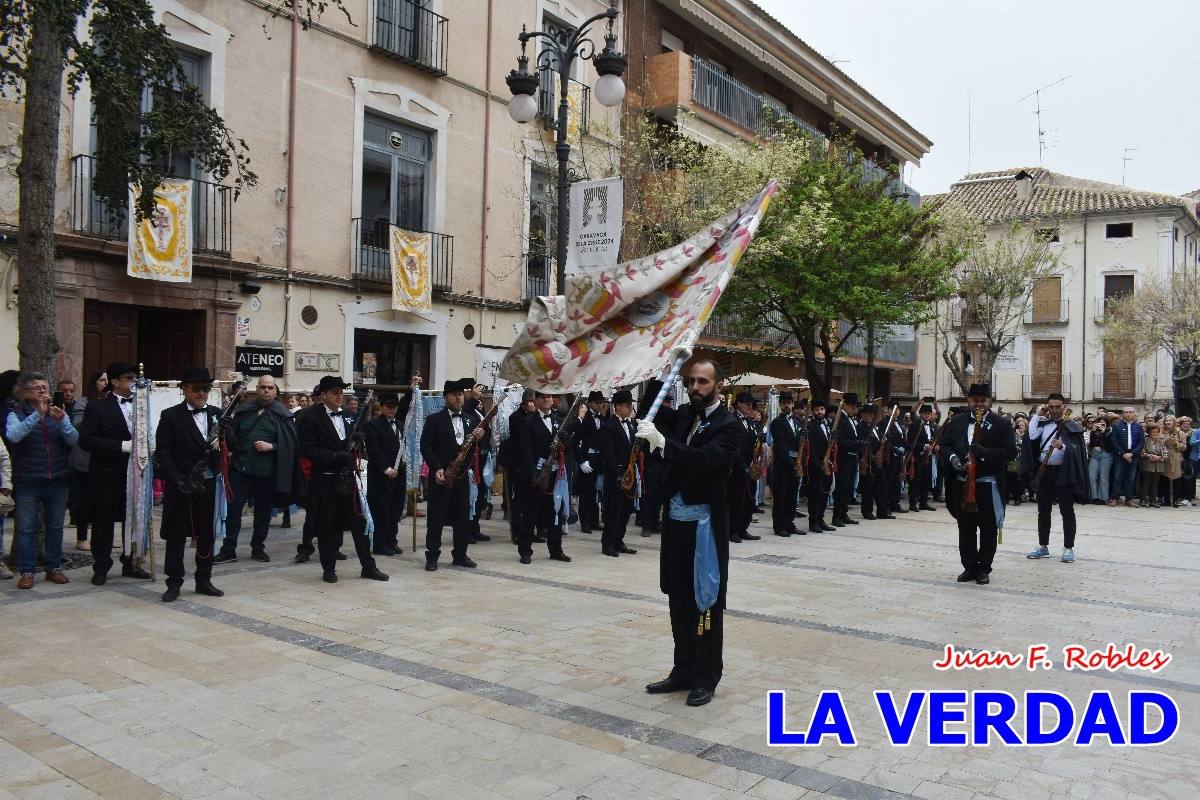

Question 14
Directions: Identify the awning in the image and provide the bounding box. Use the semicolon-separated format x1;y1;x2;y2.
726;372;810;390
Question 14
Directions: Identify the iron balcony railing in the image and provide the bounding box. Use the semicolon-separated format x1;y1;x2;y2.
701;314;797;347
1024;372;1072;400
539;69;590;135
1024;299;1070;325
525;255;551;300
352;217;453;292
371;0;448;75
1094;370;1144;400
70;154;231;256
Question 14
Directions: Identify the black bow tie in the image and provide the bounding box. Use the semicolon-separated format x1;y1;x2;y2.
543;414;552;420
189;407;207;415
451;413;462;419
119;397;133;404
329;410;343;417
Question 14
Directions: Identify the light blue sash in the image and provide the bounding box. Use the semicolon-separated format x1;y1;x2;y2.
669;493;720;612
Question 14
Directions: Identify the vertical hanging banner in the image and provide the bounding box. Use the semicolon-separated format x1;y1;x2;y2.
567;176;623;275
390;226;433;312
127;181;193;283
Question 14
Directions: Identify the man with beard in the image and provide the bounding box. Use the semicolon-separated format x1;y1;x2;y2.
908;403;938;512
805;398;835;533
517;391;577;564
364;381;417;557
499;389;535;544
1023;393;1088;563
574;390;608;534
420;380;481;571
768;393;800;537
942;384;1015;584
639;359;741;708
598;389;639;557
831;393;864;527
859;403;892;520
728;392;761;543
461;381;494;544
154;368;224;601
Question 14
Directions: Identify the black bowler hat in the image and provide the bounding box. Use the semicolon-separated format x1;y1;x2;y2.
967;383;992;398
735;391;754;405
862;403;878;413
106;361;137;380
317;375;350;394
611;389;634;406
443;380;466;395
179;367;213;386
843;392;860;406
379;393;401;406
779;392;794;402
919;403;934;414
587;390;606;403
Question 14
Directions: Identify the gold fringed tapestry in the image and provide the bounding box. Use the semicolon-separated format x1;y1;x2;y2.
127;181;193;283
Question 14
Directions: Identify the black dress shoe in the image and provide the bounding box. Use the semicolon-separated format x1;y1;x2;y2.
549;551;572;562
742;533;761;540
91;574;107;586
473;534;492;542
251;550;270;563
908;506;919;513
861;513;877;520
842;518;859;525
976;574;990;585
294;552;310;564
122;567;153;580
795;511;806;518
195;582;224;597
162;587;180;602
618;544;637;554
919;504;936;512
774;530;791;537
334;551;348;560
452;556;477;568
729;535;742;543
425;561;438;572
645;678;686;694
212;552;237;565
956;570;976;582
580;527;592;534
896;507;909;513
322;571;338;583
878;514;896;520
820;523;836;532
832;520;845;528
686;687;714;707
603;547;620;557
786;526;801;535
361;567;389;581
808;527;824;534
519;554;532;564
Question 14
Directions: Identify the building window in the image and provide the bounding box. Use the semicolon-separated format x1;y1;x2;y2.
1030;340;1063;396
355;113;433;281
1104;274;1134;300
1105;222;1133;239
1031;277;1062;322
526;166;556;299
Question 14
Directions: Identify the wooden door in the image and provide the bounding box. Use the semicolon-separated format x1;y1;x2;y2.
1104;340;1136;397
83;301;137;393
1032;277;1061;323
1031;340;1062;395
138;309;205;381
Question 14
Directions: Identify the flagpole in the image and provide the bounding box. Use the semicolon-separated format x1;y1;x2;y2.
643;351;688;423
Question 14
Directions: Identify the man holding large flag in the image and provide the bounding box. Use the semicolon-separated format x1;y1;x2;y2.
500;181;778;707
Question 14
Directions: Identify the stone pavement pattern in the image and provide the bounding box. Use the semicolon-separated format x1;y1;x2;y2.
2;500;1197;800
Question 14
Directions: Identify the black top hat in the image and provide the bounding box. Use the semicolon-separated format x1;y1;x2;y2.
317;375;350;393
443;380;465;395
967;382;992;398
587;390;606;403
862;403;878;413
378;392;401;405
842;392;860;406
611;389;634;405
106;361;137;380
779;392;794;402
179;367;213;385
734;391;755;405
918;403;934;414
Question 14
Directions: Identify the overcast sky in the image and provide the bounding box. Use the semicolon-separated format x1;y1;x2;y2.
754;0;1200;199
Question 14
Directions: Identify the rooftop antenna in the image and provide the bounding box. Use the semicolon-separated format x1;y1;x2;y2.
1121;147;1138;185
1018;74;1072;166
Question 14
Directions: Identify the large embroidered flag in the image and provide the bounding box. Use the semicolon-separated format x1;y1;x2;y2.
500;182;778;392
127;181;193;283
391;227;433;312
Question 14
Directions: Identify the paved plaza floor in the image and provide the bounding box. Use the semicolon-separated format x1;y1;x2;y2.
2;499;1197;800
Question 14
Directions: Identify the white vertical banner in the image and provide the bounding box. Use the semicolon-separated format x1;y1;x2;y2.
127;180;193;283
567;176;623;274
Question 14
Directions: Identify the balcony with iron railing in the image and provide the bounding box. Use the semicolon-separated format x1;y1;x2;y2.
1023;299;1069;325
70;154;232;256
701;314;797;347
1093;370;1145;401
525;254;551;300
538;69;591;136
1023;372;1072;400
370;0;448;76
351;217;452;292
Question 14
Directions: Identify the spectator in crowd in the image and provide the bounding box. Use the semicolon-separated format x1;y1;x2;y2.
0;441;11;580
0;370;20;440
5;372;79;589
1161;416;1186;507
284;392;301;414
1008;417;1028;503
342;394;360;427
1187;417;1200;502
1087;416;1114;504
58;379;91;551
1110;406;1144;506
1138;422;1167;507
1178;417;1196;505
1154;399;1173;420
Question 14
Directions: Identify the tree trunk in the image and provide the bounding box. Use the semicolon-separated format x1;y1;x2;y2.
797;337;827;400
16;3;68;378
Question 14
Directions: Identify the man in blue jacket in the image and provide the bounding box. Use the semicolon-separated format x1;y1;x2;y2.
1109;406;1144;506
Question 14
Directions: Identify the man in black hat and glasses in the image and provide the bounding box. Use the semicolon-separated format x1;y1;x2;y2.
296;376;388;584
154;368;224;601
364;380;418;557
574;390;608;534
942;383;1015;585
420;379;482;570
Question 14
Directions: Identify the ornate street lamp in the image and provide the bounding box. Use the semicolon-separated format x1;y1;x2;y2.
506;1;626;296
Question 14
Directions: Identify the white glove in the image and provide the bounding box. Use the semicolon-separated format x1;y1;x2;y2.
579;461;593;474
121;441;132;454
636;419;665;454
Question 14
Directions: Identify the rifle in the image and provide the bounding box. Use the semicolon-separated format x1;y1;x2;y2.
1034;408;1073;486
443;402;501;488
535;397;587;493
962;409;987;513
181;379;244;494
875;405;899;467
923;410;954;464
333;389;374;495
821;399;846;477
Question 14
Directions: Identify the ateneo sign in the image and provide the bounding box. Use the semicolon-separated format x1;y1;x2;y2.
235;346;284;378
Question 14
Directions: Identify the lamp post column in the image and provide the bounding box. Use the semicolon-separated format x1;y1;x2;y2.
555;65;572;297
